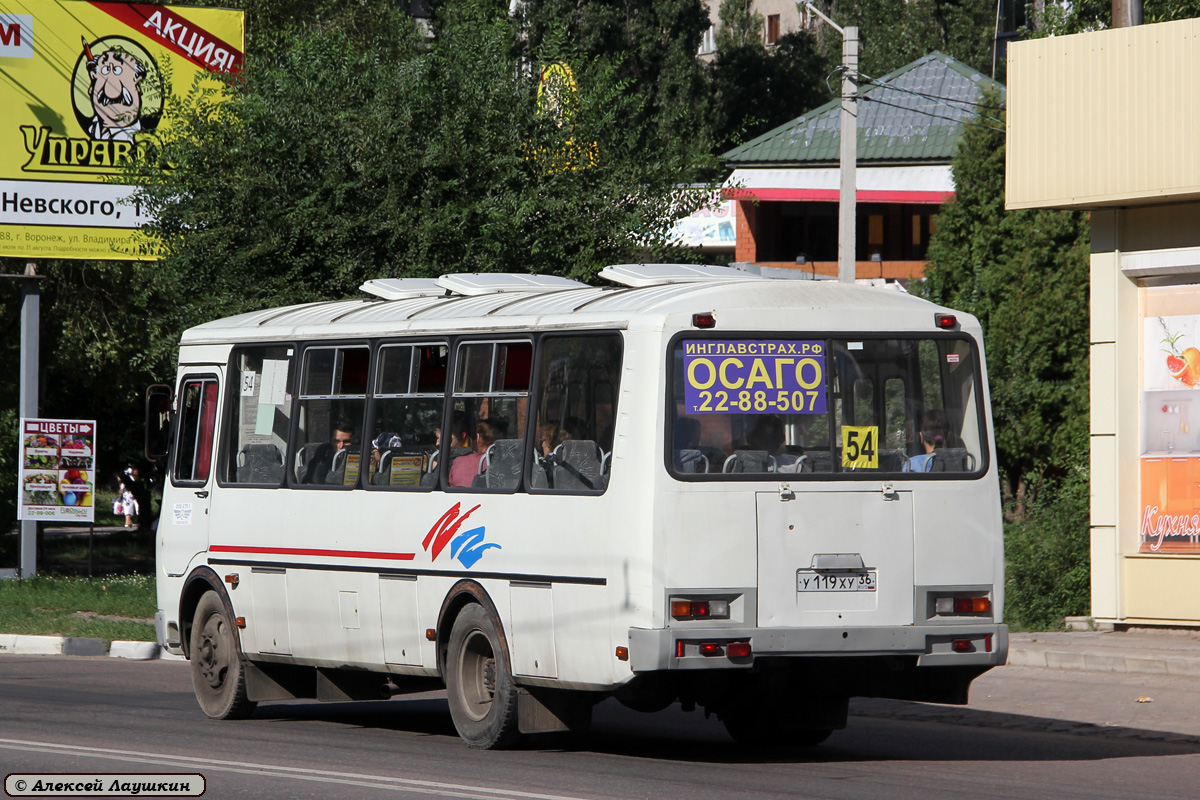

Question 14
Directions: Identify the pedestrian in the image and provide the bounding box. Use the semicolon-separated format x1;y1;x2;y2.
116;465;140;528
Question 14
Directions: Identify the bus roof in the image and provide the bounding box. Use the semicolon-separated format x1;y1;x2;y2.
179;270;965;345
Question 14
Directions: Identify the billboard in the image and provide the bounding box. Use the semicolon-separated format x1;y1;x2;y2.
18;417;95;522
0;2;244;260
668;197;736;250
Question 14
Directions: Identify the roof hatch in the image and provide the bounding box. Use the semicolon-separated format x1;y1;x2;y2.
359;278;447;300
434;273;587;296
598;263;764;288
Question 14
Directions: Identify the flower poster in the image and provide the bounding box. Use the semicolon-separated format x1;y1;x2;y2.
18;417;95;522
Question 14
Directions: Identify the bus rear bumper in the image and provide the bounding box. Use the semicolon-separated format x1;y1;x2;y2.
627;623;1008;672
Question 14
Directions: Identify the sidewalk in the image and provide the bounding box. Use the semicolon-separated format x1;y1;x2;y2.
1009;627;1200;676
0;633;181;660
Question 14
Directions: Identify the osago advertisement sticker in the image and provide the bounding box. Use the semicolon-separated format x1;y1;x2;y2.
682;339;826;415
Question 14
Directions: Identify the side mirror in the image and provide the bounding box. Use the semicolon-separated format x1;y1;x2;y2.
145;384;173;463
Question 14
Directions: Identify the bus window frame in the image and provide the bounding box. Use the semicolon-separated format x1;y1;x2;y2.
287;340;373;491
441;335;535;495
525;329;625;497
170;372;220;489
363;338;449;493
215;342;296;490
663;329;990;482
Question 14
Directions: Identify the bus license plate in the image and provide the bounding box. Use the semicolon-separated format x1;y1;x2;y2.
796;570;877;592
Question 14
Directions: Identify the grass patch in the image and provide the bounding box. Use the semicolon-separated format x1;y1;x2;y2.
0;574;156;643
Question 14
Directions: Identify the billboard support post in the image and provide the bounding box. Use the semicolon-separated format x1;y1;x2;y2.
2;262;43;579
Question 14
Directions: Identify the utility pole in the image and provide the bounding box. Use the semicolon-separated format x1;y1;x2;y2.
1111;0;1143;27
838;26;858;283
803;3;858;282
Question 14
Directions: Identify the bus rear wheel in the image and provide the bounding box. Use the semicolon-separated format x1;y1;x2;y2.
445;604;520;749
190;591;256;720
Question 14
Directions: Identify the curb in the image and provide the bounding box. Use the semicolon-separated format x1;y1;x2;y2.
1008;642;1200;677
0;633;184;661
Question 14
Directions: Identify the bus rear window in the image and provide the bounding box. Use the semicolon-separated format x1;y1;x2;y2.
669;336;984;478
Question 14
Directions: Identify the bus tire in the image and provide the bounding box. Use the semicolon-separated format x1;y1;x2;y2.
190;591;256;720
445;603;520;749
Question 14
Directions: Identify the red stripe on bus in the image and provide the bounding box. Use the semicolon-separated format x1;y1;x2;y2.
209;545;415;561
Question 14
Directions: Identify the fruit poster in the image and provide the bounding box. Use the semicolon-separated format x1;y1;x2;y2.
1147;315;1200;389
18;417;95;521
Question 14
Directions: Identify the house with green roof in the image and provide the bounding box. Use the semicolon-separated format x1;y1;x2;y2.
721;51;1003;279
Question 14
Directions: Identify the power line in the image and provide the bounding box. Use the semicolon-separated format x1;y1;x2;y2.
857;72;1005;126
857;95;1006;134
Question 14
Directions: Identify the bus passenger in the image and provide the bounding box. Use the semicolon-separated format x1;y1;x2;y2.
301;421;356;484
561;417;586;442
904;409;946;472
673;417;707;473
449;419;500;487
746;415;785;456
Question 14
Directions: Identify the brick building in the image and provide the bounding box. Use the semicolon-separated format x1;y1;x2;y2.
721;52;1003;280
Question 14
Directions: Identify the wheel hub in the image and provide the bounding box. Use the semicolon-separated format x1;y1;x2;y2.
197;620;226;689
481;657;495;701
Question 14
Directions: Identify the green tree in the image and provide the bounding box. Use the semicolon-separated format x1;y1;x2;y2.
1003;468;1090;629
921;89;1091;627
818;0;998;78
708;24;834;152
122;1;716;360
715;0;763;50
921;89;1090;514
518;0;713;149
1029;0;1200;34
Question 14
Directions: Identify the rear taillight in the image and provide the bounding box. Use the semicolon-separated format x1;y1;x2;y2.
676;641;753;659
726;641;752;658
670;598;730;620
934;595;991;615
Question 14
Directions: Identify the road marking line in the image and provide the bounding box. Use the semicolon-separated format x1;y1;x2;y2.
0;738;602;800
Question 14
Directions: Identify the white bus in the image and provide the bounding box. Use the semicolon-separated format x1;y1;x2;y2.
150;264;1006;749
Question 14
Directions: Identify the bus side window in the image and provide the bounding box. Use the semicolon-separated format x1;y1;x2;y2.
223;346;294;486
530;333;622;494
292;345;369;487
447;340;533;492
368;343;447;490
174;377;219;485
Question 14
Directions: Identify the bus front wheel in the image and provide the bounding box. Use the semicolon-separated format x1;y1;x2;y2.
445;603;520;749
190;591;256;720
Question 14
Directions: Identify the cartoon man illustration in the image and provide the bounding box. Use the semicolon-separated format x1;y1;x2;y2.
82;37;146;141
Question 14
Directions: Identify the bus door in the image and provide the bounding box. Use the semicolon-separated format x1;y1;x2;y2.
161;370;222;577
755;488;914;629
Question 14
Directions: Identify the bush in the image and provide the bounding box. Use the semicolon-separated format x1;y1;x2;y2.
0;407;16;536
1003;469;1090;630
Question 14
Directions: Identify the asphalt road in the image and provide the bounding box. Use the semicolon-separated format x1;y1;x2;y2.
1;657;1199;799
